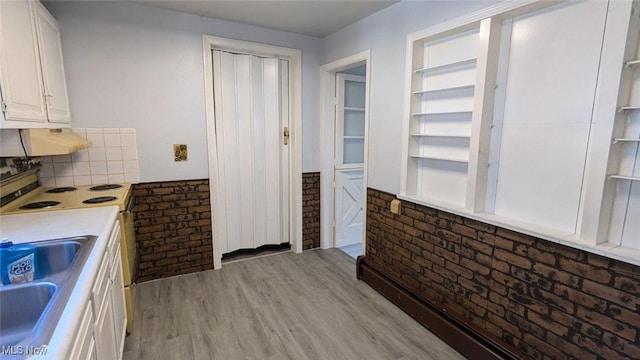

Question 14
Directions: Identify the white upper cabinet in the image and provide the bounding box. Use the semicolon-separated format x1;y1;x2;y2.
0;0;71;128
33;1;71;124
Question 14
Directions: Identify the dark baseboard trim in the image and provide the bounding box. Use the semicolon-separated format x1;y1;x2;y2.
221;242;291;260
356;256;520;360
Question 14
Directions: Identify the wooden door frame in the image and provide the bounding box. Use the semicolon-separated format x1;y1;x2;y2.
319;50;371;251
203;35;303;269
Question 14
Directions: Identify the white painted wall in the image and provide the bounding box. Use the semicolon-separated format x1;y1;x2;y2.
321;0;499;194
43;1;321;182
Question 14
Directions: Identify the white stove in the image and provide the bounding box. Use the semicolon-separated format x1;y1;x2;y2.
0;173;137;334
0;181;132;214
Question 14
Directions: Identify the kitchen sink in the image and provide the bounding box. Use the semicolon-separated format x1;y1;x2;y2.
35;239;83;278
0;236;97;354
0;282;57;348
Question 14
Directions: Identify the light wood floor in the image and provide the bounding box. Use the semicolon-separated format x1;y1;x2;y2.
123;249;465;360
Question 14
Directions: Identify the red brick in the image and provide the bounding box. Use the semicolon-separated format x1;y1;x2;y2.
494;237;514;250
494;248;532;270
463;217;496;233
523;333;565;360
576;306;636;342
445;261;473;279
553;283;606;311
582;279;640;311
527;311;568;336
558;258;612;284
546;332;597;360
451;223;477;239
613;275;640;296
460;257;490;276
496;228;535;245
602;331;640;359
573;333;625;360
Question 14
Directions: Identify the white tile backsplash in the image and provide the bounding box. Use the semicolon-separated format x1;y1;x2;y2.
88;147;106;161
72;161;91;176
122;147;138;161
104;133;121;147
86;132;105;147
71;149;90;162
107;161;123;174
90;161;108;175
105;147;123;161
40;128;139;186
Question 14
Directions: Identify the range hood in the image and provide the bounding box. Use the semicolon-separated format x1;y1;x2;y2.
0;128;90;156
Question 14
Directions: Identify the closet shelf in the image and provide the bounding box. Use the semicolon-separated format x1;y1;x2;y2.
608;175;640;181
624;59;640;68
410;154;469;163
412;111;472;117
613;138;640;143
413;58;477;73
410;133;471;138
412;84;475;95
344;107;365;112
618;106;640;112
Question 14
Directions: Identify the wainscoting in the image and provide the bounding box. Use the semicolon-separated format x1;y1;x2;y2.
362;188;640;360
132;180;214;282
302;172;320;250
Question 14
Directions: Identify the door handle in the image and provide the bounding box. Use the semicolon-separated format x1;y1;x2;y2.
283;126;289;145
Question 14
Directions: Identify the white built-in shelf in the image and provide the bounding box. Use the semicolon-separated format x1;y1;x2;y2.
613;138;640;143
413;58;477;74
412;110;472;117
608;175;640;181
410;133;471;138
412;84;475;95
624;59;640;68
344;136;365;139
618;106;640;112
344;107;365;112
410;154;469;163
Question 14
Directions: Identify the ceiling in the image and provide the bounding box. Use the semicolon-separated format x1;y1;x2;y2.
132;0;398;38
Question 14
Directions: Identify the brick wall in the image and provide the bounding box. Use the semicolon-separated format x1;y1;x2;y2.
366;188;640;359
132;180;213;282
302;172;320;250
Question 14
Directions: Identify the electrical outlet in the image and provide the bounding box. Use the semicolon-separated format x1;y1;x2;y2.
390;199;401;214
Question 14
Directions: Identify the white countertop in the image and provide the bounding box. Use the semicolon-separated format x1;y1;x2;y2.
0;206;120;359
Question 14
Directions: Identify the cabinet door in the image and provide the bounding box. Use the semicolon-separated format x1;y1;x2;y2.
69;300;97;360
110;246;127;359
0;0;48;124
95;287;117;360
33;1;71;124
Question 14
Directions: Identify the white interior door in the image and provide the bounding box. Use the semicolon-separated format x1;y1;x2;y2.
212;50;290;254
335;73;365;248
335;169;364;247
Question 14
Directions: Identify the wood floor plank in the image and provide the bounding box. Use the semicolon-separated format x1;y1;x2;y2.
123;249;466;360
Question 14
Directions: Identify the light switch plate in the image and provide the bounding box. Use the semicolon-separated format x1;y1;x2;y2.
174;144;188;162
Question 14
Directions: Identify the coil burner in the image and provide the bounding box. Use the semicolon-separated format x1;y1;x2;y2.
82;196;117;204
89;184;123;191
45;187;77;193
20;201;61;209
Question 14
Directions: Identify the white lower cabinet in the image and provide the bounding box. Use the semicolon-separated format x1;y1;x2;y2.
70;221;126;360
69;300;97;360
111;245;127;359
95;288;117;360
